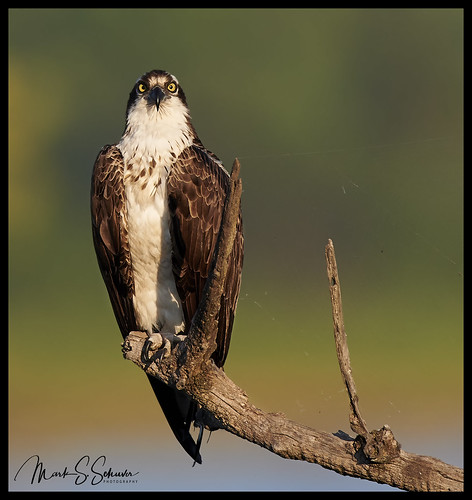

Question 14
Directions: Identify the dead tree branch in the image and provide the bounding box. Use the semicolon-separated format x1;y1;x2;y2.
326;238;369;440
121;158;463;492
325;239;403;465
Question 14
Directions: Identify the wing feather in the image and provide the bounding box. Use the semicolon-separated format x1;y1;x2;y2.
91;144;136;337
168;145;244;367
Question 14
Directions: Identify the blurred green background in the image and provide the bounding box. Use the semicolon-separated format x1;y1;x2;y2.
9;9;462;491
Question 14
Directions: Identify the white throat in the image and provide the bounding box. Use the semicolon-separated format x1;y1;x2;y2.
119;97;194;168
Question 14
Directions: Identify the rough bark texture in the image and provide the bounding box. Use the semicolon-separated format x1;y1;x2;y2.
121;158;463;492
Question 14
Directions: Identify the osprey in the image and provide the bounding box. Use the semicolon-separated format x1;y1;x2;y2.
91;70;243;464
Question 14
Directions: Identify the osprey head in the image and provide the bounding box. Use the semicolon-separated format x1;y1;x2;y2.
126;69;189;118
120;70;196;160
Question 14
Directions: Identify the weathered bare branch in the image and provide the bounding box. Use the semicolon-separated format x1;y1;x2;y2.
326;238;369;439
123;331;463;491
325;239;404;467
121;159;463;492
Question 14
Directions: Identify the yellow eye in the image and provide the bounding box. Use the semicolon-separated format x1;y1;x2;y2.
137;82;147;93
167;82;177;93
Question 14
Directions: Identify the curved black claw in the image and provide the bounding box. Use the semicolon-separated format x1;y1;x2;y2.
192;423;205;467
141;334;171;366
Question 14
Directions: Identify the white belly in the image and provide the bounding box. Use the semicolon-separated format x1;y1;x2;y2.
124;174;185;335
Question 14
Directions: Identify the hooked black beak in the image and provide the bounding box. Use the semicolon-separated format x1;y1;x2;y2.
148;86;165;111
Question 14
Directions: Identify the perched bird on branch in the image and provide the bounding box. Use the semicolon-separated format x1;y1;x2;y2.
91;69;244;464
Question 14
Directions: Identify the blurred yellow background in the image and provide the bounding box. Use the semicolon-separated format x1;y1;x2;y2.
9;9;462;491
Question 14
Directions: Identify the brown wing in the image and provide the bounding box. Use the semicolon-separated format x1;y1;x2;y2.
91;144;137;337
167;145;244;367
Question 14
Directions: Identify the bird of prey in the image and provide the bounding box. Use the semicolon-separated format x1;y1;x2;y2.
91;69;244;464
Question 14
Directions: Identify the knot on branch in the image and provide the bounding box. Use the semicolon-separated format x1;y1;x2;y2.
354;425;401;464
